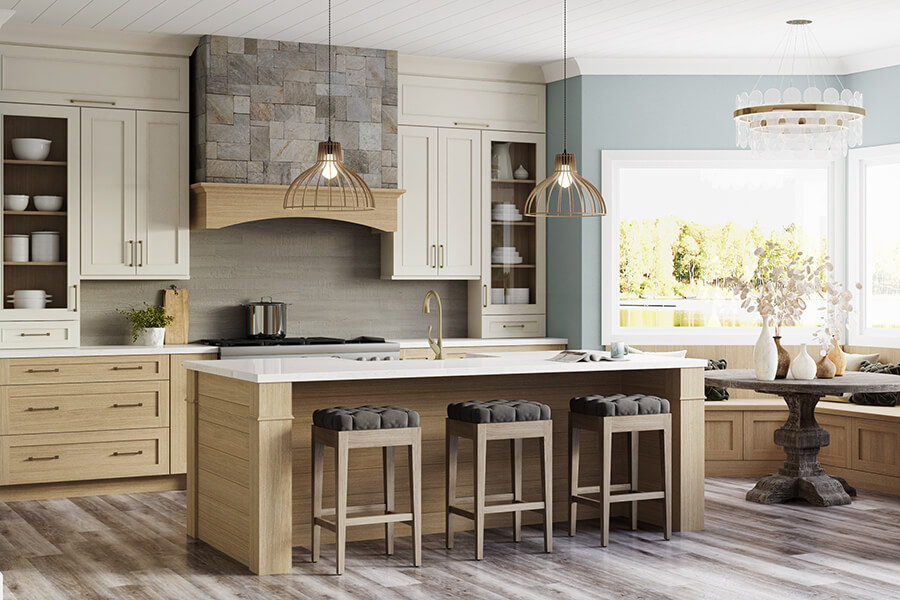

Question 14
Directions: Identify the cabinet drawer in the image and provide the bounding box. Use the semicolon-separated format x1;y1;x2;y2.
1;381;169;435
483;315;546;338
2;355;168;385
0;322;78;348
0;428;169;485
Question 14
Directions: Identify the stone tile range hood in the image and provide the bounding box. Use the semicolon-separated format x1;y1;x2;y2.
190;35;402;232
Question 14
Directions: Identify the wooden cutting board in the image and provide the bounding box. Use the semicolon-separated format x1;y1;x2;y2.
163;288;189;344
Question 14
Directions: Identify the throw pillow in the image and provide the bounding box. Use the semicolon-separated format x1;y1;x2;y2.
704;358;729;401
849;361;900;407
844;352;880;372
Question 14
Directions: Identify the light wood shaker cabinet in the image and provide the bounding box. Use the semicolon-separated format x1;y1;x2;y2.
382;126;480;279
81;109;189;279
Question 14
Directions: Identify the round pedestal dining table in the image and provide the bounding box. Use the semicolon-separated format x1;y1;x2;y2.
704;369;900;506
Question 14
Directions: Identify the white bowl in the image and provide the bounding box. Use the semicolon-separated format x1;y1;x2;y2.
33;195;63;211
11;138;52;161
4;195;28;211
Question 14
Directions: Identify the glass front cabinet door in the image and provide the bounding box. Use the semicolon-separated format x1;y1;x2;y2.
468;131;546;337
0;103;80;347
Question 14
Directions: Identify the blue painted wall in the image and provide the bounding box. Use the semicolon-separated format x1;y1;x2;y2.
546;67;900;347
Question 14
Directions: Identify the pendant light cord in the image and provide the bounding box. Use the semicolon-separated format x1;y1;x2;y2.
563;0;567;154
328;0;332;142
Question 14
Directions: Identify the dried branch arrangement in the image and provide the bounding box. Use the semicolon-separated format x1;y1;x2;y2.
813;262;861;354
727;242;825;336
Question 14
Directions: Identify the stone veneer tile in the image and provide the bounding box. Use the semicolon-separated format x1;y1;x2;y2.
382;166;397;185
258;66;284;86
250;125;269;161
284;122;326;141
206;94;234;125
366;56;385;87
333;121;360;150
208;159;247;179
284;81;315;106
227;37;244;54
210;36;227;55
250;102;275;122
234;95;250;114
251;84;284;104
346;97;370;122
270;139;316;164
359;122;382;151
217;142;251;161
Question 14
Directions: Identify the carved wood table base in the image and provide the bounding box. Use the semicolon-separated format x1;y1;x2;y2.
745;393;855;506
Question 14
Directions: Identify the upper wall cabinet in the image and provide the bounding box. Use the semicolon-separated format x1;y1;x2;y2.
382;126;480;280
81;109;189;280
399;75;546;133
0;45;189;113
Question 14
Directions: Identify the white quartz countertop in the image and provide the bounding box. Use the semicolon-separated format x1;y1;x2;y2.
0;344;219;359
392;337;568;349
185;351;706;384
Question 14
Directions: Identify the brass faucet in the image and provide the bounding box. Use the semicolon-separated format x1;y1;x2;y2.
422;289;444;360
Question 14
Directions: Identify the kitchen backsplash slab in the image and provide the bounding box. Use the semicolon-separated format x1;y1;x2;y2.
79;219;466;345
192;35;398;188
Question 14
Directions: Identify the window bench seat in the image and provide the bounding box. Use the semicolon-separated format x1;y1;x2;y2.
705;398;899;496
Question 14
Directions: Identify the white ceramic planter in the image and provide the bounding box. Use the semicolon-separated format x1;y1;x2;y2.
753;319;778;381
136;327;166;347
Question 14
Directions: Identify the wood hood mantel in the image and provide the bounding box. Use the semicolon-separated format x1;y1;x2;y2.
190;183;404;232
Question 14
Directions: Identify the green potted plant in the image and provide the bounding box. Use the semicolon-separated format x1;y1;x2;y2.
116;302;174;346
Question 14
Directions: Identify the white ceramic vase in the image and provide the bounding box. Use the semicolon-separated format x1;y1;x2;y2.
790;344;817;380
492;143;513;179
136;327;166;347
753;319;778;381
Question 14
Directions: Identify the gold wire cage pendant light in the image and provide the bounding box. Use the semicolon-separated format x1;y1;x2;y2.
284;140;374;210
524;0;604;218
524;153;605;217
283;0;374;212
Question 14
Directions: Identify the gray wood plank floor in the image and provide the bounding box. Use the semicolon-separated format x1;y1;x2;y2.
1;478;898;599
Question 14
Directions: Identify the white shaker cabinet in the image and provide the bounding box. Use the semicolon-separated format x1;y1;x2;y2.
81;109;189;279
382;126;480;279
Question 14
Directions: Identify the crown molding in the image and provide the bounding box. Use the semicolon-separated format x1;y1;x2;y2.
399;54;544;84
0;22;199;57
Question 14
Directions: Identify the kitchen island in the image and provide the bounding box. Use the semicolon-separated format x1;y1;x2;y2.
184;352;707;574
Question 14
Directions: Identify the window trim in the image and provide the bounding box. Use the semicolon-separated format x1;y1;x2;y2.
848;144;900;348
600;150;846;346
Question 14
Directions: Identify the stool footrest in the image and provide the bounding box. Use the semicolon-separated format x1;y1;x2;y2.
452;493;514;505
320;503;387;517
483;501;546;515
316;512;415;530
576;484;631;495
572;491;665;510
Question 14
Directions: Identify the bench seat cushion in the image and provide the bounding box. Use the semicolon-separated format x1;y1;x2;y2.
571;394;671;417
447;399;551;423
313;405;420;431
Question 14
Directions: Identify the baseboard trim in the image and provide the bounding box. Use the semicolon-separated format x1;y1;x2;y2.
0;474;186;502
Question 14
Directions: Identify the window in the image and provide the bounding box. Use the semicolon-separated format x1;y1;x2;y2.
849;145;900;347
600;151;844;345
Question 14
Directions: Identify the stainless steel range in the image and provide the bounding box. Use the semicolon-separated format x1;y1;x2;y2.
199;336;400;361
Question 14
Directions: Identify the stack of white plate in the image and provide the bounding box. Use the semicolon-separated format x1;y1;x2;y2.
491;289;505;304
491;246;522;264
505;288;530;304
7;290;52;309
31;231;60;262
4;234;29;262
491;203;523;222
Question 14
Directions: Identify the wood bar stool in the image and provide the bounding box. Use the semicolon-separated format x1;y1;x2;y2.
568;394;672;547
311;405;422;575
445;399;553;560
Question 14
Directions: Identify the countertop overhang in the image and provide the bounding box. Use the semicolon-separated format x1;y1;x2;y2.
190;182;405;232
184;351;708;384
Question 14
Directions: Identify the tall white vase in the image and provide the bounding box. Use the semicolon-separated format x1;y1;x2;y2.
753;319;778;381
790;344;817;380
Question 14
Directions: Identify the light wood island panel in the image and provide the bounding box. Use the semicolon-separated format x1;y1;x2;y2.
187;362;706;575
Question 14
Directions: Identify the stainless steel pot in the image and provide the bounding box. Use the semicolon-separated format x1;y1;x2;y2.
246;296;289;339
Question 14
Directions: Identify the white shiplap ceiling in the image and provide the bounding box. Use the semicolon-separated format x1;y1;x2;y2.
2;0;900;67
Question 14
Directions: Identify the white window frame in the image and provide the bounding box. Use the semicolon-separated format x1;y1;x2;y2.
848;144;900;348
600;150;845;346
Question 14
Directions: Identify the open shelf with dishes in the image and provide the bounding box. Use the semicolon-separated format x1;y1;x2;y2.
0;105;79;327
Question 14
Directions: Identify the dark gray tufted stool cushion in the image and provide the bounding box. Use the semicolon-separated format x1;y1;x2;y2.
570;394;670;417
447;399;551;424
313;405;420;431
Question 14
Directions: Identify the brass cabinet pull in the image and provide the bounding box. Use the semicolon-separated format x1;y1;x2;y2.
128;240;134;267
112;402;144;408
112;365;144;371
73;284;78;312
20;332;51;337
483;284;487;308
26;368;59;373
138;240;143;267
27;455;59;461
440;244;445;268
112;450;143;457
502;324;526;328
26;406;60;412
70;98;116;106
431;244;437;269
453;122;489;127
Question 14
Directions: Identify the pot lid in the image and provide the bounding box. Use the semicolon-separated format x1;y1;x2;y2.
247;296;289;306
